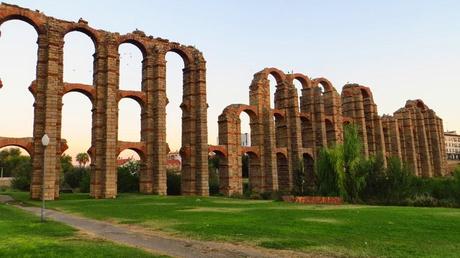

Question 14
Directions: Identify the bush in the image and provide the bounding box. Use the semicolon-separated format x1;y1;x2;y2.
208;167;220;196
11;158;32;191
406;193;439;207
360;154;386;202
385;157;413;203
80;171;90;193
167;170;181;195
63;167;90;192
117;166;139;193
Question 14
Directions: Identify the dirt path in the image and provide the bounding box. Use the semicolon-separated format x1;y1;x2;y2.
3;199;316;258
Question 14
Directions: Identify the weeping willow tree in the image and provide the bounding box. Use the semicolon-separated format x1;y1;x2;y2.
316;146;343;196
316;124;368;202
340;124;367;202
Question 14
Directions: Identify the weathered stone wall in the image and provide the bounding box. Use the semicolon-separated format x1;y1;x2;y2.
211;70;448;196
0;3;208;200
385;100;447;177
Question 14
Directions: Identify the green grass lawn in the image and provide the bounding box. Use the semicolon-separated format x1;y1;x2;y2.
0;202;164;258
6;191;460;257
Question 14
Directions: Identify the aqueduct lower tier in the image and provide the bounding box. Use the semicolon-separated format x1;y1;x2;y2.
0;4;447;199
210;68;447;196
0;3;208;200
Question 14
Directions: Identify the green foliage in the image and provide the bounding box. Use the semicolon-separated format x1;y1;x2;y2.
63;167;90;193
385;157;412;202
339;124;368;203
10;158;32;191
80;170;90;193
60;154;73;174
0;148;31;178
117;161;140;193
315;147;342;197
208;156;220;195
167;170;181;195
0;148;33;191
242;154;249;178
76;152;90;167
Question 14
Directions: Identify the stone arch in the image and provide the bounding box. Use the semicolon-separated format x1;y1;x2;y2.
61;90;93;166
118;90;146;108
117;36;148;58
63;83;95;103
0;137;33;156
276;152;289;192
302;152;315;192
208;146;228;158
313;77;334;92
342;117;352;126
0;10;45;35
117;141;146;161
292;73;313;89
165;47;192;67
208;148;227;195
0;18;38;138
325;118;335;147
118;98;142;142
242;150;261;193
164;48;189;154
62;23;99;48
118;41;145;91
260;67;286;84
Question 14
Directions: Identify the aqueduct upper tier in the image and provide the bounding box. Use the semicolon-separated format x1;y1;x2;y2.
0;3;208;200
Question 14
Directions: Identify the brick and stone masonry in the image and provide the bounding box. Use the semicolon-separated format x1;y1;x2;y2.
0;3;208;199
0;3;448;199
210;70;448;196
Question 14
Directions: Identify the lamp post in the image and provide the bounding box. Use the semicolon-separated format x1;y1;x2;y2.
41;134;49;222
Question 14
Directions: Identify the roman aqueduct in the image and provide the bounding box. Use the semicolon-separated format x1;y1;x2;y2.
0;3;448;200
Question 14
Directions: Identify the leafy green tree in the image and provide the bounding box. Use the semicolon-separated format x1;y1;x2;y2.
76;153;89;167
10;156;32;191
117;160;140;192
60;154;73;174
339;124;368;203
0;148;29;177
316;147;342;196
360;154;386;202
386;157;412;202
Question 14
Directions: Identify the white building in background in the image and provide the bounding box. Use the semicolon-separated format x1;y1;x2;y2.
445;131;460;160
241;133;250;146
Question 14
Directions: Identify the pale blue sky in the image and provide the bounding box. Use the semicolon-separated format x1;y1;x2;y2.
0;0;459;160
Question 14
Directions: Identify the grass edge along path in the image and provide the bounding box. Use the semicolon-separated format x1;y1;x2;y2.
0;202;166;258
5;191;460;258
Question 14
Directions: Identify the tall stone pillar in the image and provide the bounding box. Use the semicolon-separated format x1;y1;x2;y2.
151;50;167;195
193;55;209;196
31;24;64;200
180;64;197;195
91;34;118;198
140;54;155;193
